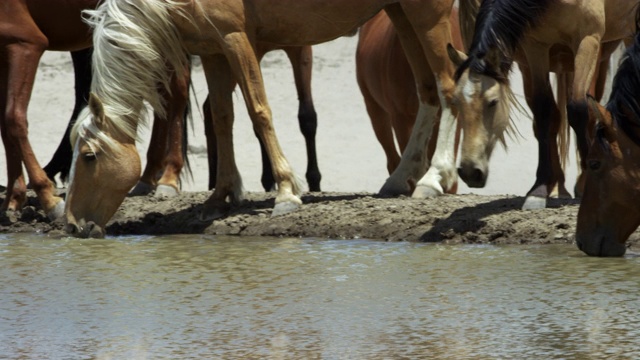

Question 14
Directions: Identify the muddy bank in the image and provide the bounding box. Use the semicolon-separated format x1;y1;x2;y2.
3;190;638;251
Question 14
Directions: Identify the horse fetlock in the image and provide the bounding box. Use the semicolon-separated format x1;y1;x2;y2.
46;200;66;221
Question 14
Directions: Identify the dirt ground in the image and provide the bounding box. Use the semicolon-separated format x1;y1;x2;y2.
3;189;639;252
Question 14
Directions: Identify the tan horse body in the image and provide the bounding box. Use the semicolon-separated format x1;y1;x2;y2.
67;0;458;237
356;9;463;192
452;0;636;210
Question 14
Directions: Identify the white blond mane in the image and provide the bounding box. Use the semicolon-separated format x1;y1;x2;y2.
72;0;189;152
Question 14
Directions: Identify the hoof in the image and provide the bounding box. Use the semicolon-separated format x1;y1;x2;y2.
47;200;65;221
272;201;300;217
411;185;442;199
154;184;179;198
129;182;154;196
379;181;411;198
522;196;546;210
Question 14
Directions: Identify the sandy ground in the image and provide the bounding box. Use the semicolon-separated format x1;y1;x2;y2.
2;36;637;251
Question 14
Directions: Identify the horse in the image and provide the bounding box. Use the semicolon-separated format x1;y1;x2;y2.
65;0;459;238
576;22;640;257
203;44;321;192
0;0;189;221
451;0;636;209
356;8;463;193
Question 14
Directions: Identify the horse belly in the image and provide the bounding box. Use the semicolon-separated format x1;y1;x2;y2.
252;0;389;45
27;0;96;51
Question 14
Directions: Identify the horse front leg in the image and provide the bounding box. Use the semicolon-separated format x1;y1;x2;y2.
153;64;190;197
521;45;564;210
382;1;458;198
200;54;243;220
223;32;302;216
569;34;601;199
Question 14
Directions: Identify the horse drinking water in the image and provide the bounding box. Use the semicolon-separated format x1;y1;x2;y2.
65;0;459;237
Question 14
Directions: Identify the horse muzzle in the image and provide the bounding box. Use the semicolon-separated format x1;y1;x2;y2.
458;161;488;188
65;219;105;239
576;233;626;257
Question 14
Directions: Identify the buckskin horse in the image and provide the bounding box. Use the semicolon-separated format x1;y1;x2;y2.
65;0;458;237
576;21;640;257
451;0;636;209
356;8;463;193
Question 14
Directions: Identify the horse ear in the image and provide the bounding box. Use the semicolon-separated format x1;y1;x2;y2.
88;92;106;124
587;96;615;141
447;43;467;67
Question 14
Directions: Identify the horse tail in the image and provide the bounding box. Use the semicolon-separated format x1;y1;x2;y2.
458;0;482;52
555;73;570;171
82;0;190;139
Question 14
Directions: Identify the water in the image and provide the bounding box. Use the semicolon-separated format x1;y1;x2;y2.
1;234;639;359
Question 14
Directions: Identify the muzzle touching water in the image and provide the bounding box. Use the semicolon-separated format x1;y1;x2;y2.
65;220;105;238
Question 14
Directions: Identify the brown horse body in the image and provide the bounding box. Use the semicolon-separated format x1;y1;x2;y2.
356;9;463;193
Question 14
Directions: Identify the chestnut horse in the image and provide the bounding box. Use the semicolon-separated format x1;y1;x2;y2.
451;0;636;209
0;0;189;220
356;9;463;193
66;0;458;237
577;26;640;257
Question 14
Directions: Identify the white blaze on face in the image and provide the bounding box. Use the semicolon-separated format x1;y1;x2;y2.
68;136;82;194
462;77;478;104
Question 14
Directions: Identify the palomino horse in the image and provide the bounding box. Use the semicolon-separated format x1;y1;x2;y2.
576;28;640;257
66;0;458;237
451;0;636;209
356;9;463;191
203;45;321;192
0;0;189;221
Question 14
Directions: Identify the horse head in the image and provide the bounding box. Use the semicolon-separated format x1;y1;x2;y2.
575;97;640;256
448;44;513;188
64;93;141;238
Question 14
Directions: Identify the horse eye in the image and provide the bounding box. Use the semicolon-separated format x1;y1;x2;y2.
487;99;498;108
588;159;601;171
83;152;97;162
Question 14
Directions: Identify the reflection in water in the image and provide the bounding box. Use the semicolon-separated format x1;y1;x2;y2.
1;234;639;358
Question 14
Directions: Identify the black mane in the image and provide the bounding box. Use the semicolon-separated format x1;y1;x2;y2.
606;8;640;145
455;0;556;83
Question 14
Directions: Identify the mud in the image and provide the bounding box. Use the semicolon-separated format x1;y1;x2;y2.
2;190;639;252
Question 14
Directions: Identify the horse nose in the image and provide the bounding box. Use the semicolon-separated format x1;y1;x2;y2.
65;222;81;236
457;165;487;188
86;221;105;238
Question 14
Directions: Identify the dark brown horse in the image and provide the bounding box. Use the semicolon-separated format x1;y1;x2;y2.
577;21;640;257
356;8;463;194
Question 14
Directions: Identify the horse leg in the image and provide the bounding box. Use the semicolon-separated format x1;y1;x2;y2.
130;114;166;196
386;1;459;198
153;66;190;197
43;48;92;185
221;33;302;216
202;96;218;190
356;62;401;174
200;54;243;219
378;4;444;196
284;45;321;192
0;30;64;219
568;35;601;199
521;45;564;209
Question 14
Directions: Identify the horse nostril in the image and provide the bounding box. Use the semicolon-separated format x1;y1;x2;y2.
472;168;484;183
65;223;80;235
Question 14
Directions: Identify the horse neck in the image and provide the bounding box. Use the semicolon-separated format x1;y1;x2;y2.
458;0;482;51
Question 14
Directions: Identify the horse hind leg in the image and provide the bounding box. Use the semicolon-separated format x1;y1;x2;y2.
200;54;244;220
43;48;92;186
1;36;64;220
285;45;321;192
223;32;302;216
